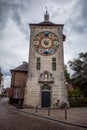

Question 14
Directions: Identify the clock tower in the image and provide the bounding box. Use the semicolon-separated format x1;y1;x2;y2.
24;10;68;108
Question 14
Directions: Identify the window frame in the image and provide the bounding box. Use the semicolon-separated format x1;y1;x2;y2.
36;57;41;70
13;87;20;99
52;58;56;70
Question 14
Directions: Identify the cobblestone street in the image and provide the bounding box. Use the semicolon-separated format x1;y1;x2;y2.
0;98;87;130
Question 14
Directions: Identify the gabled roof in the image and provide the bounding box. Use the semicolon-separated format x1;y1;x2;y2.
10;62;28;72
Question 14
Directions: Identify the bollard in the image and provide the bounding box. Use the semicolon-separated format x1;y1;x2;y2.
36;105;38;113
48;107;50;116
65;105;67;120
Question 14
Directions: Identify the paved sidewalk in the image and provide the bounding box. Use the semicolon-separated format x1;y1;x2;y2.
18;107;87;126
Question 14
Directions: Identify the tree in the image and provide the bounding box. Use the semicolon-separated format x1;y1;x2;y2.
64;65;71;83
68;52;87;97
68;88;82;98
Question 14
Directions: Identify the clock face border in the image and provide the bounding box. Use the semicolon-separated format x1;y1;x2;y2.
33;31;59;56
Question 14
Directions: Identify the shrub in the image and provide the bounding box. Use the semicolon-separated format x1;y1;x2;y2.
68;97;87;107
68;88;82;98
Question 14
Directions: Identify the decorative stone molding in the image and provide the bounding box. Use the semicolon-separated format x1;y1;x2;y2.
38;71;54;83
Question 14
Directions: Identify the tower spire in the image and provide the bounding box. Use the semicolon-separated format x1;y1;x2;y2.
45;7;48;14
44;7;49;22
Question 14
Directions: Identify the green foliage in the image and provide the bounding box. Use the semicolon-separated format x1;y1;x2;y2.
69;97;87;107
64;65;71;83
68;52;87;97
68;88;82;98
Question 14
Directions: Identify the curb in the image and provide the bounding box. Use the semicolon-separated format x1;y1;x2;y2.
12;108;87;129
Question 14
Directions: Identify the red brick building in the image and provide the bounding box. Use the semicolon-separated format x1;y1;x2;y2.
9;62;28;105
0;68;3;96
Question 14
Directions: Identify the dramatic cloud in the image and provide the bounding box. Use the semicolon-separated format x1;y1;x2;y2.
0;0;87;87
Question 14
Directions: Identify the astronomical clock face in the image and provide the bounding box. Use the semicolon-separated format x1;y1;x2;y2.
33;31;59;56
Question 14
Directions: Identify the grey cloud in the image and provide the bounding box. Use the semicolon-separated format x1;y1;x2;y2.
12;11;22;27
11;10;29;36
3;71;10;77
0;0;30;34
0;2;10;30
81;0;87;24
0;0;19;30
49;0;71;4
66;0;87;34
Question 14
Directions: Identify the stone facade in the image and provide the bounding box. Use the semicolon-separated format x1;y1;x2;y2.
24;12;68;108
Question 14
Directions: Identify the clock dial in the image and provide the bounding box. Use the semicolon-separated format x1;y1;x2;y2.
33;31;59;56
54;41;59;45
41;38;52;48
49;49;54;54
39;49;44;53
34;41;39;45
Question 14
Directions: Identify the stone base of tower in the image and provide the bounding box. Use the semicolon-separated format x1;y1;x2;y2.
23;90;40;108
23;97;69;109
23;81;69;108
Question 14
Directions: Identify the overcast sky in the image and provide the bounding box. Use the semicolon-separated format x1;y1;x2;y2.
0;0;87;88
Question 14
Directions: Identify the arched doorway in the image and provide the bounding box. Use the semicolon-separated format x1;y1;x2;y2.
41;85;51;107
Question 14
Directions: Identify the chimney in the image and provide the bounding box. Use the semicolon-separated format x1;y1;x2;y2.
23;61;27;64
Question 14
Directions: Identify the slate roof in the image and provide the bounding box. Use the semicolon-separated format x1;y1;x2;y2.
30;21;64;26
11;62;28;72
38;21;56;26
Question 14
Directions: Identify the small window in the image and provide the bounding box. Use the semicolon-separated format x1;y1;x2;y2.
13;88;20;99
52;58;56;70
36;57;40;70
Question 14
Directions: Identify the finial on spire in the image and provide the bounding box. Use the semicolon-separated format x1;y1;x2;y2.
45;6;48;14
44;7;49;21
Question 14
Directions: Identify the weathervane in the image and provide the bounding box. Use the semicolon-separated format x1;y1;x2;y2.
45;6;48;14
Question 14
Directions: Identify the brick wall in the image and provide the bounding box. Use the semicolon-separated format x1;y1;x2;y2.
10;71;27;99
